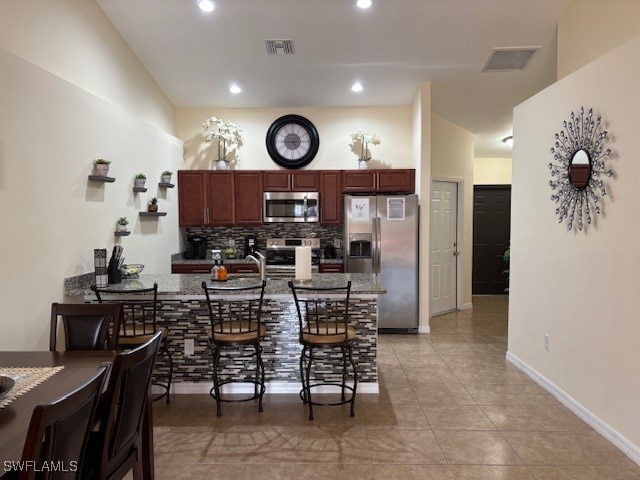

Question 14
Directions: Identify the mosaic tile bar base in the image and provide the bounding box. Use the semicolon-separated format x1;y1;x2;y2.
93;298;377;386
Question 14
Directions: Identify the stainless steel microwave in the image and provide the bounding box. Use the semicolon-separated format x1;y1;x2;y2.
263;192;319;223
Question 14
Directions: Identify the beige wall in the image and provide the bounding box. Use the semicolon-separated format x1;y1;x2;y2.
412;83;432;329
511;35;640;455
474;157;512;185
431;114;475;310
558;0;640;78
0;14;183;351
0;0;176;134
176;107;413;171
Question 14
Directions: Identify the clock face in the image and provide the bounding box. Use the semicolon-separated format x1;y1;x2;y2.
266;115;319;169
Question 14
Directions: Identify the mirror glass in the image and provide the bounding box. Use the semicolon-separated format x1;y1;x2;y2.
569;149;591;189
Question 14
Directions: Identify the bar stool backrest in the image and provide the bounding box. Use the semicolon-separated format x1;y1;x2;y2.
289;281;352;343
202;281;266;343
91;284;159;344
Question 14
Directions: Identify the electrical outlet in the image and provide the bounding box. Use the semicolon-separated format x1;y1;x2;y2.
544;334;550;352
184;339;195;356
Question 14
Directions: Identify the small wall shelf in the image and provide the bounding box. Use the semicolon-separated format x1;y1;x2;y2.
139;212;167;217
133;187;147;193
159;182;174;188
88;175;115;183
115;231;131;236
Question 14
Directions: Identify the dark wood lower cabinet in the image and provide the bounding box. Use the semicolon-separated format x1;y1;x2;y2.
319;263;344;273
171;264;213;274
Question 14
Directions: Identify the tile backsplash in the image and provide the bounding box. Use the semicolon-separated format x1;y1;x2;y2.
185;224;344;258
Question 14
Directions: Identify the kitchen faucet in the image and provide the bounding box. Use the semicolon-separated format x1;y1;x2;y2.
245;251;266;281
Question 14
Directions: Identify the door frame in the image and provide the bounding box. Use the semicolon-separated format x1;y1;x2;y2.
430;177;466;315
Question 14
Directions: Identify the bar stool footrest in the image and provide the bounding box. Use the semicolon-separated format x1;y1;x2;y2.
209;380;266;404
300;382;356;406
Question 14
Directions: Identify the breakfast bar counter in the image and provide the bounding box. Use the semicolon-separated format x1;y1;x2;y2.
65;273;385;393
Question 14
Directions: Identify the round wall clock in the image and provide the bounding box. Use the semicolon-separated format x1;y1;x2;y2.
265;114;319;169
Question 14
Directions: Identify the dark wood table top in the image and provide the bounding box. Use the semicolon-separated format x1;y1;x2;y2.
0;351;117;466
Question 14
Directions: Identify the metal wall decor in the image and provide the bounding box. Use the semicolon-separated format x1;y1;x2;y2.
549;107;614;231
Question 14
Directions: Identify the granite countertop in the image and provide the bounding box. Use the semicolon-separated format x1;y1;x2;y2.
66;273;385;297
171;252;343;266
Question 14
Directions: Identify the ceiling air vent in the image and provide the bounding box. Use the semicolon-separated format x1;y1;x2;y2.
482;47;540;72
265;39;294;55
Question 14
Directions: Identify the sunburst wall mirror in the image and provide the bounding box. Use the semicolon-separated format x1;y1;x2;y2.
548;107;615;232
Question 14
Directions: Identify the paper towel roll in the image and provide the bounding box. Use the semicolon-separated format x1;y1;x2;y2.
295;246;312;281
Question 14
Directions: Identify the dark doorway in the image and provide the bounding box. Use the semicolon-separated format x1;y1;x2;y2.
473;185;511;295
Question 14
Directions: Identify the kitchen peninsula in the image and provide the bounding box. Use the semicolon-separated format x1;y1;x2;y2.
65;273;385;393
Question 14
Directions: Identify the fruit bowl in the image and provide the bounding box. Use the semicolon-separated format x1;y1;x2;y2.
120;264;144;278
0;376;15;398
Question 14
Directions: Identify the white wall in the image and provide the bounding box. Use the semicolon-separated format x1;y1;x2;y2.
474;157;512;185
0;11;183;350
413;83;432;329
510;34;640;455
0;0;176;135
176;107;412;170
431;114;475;310
558;0;640;79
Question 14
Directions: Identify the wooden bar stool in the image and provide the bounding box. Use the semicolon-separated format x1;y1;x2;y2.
202;280;267;417
288;280;357;420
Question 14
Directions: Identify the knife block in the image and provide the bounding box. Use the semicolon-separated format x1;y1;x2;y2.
107;255;122;284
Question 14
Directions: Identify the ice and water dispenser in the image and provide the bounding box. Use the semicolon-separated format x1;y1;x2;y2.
348;233;372;259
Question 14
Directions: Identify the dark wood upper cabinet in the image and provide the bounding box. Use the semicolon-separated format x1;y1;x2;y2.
234;171;263;225
343;169;415;194
207;172;235;225
262;170;319;191
377;169;415;193
320;170;342;225
178;171;207;227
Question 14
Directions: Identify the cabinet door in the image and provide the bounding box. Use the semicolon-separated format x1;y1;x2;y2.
291;171;319;191
228;264;259;274
376;169;415;193
178;171;207;226
234;171;263;225
320;171;342;225
342;170;376;193
172;264;213;274
263;171;291;191
319;263;344;273
207;172;235;225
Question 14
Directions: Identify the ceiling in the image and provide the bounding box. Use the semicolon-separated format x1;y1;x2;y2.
96;0;571;158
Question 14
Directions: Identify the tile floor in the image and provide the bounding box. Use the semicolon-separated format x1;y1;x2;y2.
150;296;640;480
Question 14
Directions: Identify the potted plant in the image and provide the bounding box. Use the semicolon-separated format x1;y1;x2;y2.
134;173;146;188
161;170;173;183
116;217;129;232
148;197;158;212
350;128;380;170
93;159;111;176
202;116;244;170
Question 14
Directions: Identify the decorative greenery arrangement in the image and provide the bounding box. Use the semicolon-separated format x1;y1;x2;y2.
93;158;111;165
162;170;173;176
202;116;244;162
150;197;158;205
134;173;146;180
117;217;129;226
148;197;158;212
350;128;380;162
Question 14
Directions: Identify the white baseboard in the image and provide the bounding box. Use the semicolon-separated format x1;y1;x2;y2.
153;382;379;395
461;302;473;310
506;351;640;466
418;325;431;333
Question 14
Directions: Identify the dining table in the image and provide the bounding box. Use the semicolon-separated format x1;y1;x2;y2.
0;351;155;479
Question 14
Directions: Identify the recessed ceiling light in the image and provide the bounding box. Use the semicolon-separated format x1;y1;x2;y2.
503;136;513;147
198;0;215;13
229;84;242;94
357;0;372;9
351;82;363;93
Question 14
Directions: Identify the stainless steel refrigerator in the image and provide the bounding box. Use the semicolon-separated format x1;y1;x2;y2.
344;194;419;332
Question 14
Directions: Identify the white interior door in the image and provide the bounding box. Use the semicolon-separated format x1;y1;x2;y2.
430;181;458;315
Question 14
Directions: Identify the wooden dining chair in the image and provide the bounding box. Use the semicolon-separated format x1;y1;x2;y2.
49;303;123;351
16;364;109;480
81;331;162;480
